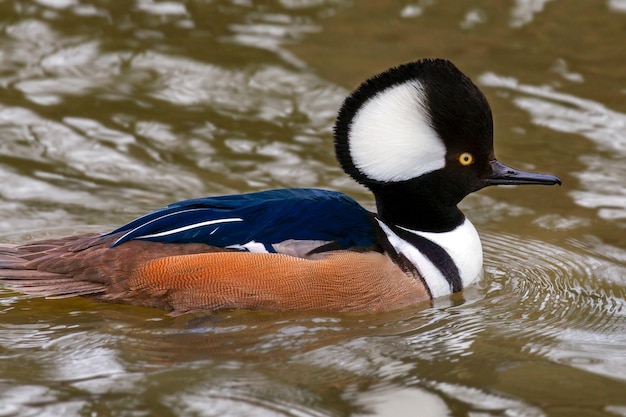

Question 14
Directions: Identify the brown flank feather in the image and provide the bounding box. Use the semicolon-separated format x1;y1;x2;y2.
0;233;429;314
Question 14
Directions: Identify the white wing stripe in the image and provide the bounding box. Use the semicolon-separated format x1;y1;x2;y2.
113;208;214;246
134;217;243;239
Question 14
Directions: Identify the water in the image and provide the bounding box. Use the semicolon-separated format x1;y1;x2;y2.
1;1;626;416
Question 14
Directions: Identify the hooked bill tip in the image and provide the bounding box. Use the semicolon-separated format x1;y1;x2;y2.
485;160;561;187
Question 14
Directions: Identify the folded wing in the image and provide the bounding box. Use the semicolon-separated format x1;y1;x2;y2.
108;188;378;255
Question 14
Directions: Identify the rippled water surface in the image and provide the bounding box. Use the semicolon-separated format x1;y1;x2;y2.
1;1;626;416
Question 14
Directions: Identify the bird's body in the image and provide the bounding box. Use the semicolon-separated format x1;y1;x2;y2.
0;59;560;315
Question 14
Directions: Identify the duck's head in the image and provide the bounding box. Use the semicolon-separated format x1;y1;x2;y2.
334;58;560;231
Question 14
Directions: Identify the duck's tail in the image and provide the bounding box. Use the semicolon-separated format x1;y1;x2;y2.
0;235;108;298
0;233;228;307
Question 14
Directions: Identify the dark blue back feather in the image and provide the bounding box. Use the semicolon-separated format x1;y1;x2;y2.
107;189;377;252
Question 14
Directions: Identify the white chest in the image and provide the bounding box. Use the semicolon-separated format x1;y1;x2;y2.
376;218;483;298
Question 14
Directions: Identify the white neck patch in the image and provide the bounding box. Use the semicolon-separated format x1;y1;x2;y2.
348;81;446;183
376;218;483;298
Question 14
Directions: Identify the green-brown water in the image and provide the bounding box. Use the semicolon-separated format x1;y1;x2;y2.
1;1;625;416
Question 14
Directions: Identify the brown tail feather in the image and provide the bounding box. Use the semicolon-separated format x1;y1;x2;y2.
1;235;107;297
0;233;226;301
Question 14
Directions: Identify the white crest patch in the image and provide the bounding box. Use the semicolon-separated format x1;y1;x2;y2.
377;218;483;298
349;81;446;182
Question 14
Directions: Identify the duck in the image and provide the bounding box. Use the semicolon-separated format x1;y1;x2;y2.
0;59;561;315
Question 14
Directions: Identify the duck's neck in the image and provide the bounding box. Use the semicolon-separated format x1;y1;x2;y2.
370;181;483;298
371;181;465;232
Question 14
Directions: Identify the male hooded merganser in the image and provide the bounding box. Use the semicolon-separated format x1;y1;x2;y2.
0;59;560;314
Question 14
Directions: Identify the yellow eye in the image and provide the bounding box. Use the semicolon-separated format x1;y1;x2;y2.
458;152;474;166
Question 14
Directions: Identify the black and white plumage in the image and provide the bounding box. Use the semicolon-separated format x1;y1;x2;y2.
0;58;561;313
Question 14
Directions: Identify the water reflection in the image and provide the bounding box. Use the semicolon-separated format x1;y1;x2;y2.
1;0;626;416
226;10;319;68
2;227;626;415
0;9;352;236
509;0;553;28
479;71;626;223
482;232;626;383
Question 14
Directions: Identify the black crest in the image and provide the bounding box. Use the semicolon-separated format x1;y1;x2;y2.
333;59;493;188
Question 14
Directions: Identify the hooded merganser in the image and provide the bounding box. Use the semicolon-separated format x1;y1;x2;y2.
0;59;560;314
